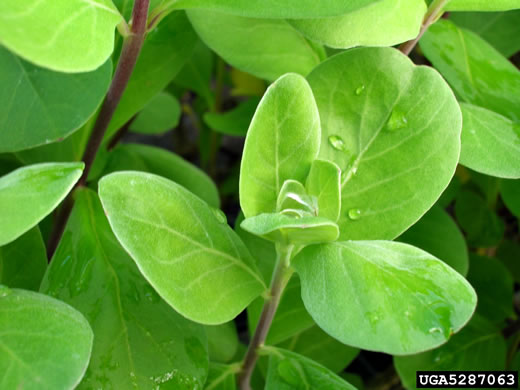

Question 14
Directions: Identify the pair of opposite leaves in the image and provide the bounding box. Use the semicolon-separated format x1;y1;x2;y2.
98;47;477;356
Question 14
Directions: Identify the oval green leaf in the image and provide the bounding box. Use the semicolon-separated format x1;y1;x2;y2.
264;347;357;390
0;162;84;246
305;159;342;222
446;0;520;11
501;179;520;217
101;143;220;207
397;206;469;276
203;98;260;137
0;287;93;389
421;19;520;121
129;92;181;135
0;228;47;291
239;73;320;217
241;213;339;245
41;189;208;388
459;103;520;178
156;0;381;19
187;11;324;81
293;241;477;355
99;171;265;325
0;48;111;153
290;0;426;49
307;47;461;240
0;0;121;72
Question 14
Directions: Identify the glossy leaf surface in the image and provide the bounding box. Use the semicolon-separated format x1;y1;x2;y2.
305;159;341;222
41;189;208;388
398;206;468;276
0;287;93;389
264;347;356;390
293;241;477;355
99;171;266;324
446;0;520;11
102;143;220;207
290;0;426;49
241;213;339;245
0;0;121;72
0;48;111;153
240;73;320;217
157;0;381;19
451;10;520;57
421;20;520;121
130;92;181;134
0;228;47;291
0;162;83;246
187;11;324;81
459;103;520;178
308;47;461;240
395;316;506;389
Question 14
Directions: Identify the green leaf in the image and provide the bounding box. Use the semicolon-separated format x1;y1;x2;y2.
129;92;181;134
421;19;520;121
305;159;341;222
451;10;520;57
397;206;469;276
0;0;121;73
467;254;513;324
0;287;93;389
41;189;208;388
501;179;520;217
241;213;339;245
293;241;477;355
307;47;461;241
203;98;260;137
0;162;83;246
204;363;239;390
105;11;197;141
0;228;47;291
0;48;111;153
187;11;324;81
394;316;506;389
290;0;426;49
459;103;520;179
454;189;504;247
206;322;239;363
436;175;462;208
174;40;214;106
239;73;320;217
101;143;220;207
278;326;359;374
445;0;520;11
99;171;266;324
155;0;381;19
248;276;315;346
497;240;520;283
264;347;356;390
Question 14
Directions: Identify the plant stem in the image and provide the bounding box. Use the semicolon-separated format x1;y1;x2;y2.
46;0;150;259
238;245;294;390
399;0;448;56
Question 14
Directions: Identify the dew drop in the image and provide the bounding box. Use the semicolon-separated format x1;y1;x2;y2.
429;327;442;334
355;85;366;95
328;135;346;151
212;208;227;224
347;208;362;220
385;110;408;132
0;285;11;297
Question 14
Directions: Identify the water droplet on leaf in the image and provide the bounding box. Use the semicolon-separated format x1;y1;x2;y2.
355;85;365;95
385;110;408;132
328;135;346;151
429;327;442;334
347;208;362;220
